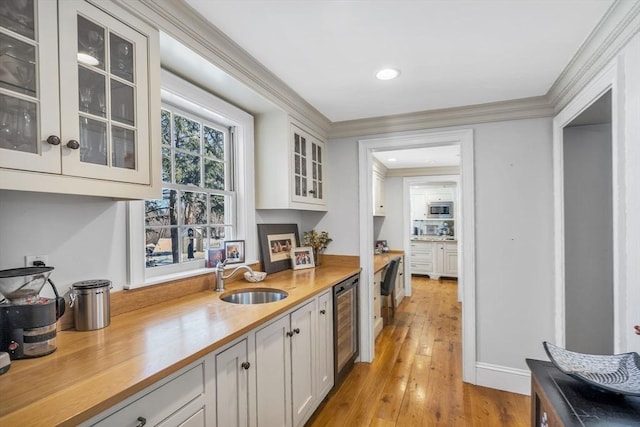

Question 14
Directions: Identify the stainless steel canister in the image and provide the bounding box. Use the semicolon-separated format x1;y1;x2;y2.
69;280;112;331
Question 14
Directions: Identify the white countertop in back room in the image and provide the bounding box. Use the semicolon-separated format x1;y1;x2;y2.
410;236;457;242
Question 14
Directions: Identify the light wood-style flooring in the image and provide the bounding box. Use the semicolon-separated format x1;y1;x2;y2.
308;276;530;426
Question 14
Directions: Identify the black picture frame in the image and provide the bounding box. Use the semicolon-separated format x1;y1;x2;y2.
257;223;300;274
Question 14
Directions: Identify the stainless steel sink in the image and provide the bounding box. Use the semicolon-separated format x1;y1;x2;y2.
220;288;288;304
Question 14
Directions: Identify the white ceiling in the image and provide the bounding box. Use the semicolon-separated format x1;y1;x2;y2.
185;0;614;123
373;145;460;169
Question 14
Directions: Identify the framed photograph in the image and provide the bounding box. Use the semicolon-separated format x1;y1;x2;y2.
224;240;245;264
205;248;225;268
257;223;300;274
291;246;315;270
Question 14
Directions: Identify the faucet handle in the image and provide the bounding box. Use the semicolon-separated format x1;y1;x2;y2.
216;259;228;269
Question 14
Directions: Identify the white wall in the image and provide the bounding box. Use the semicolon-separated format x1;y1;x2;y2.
563;124;613;354
322;117;555;374
0;190;128;296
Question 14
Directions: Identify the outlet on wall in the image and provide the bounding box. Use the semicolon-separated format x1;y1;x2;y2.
25;255;49;267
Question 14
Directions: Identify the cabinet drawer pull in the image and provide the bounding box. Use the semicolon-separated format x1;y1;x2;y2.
241;361;250;370
135;416;147;427
66;139;80;150
46;135;61;145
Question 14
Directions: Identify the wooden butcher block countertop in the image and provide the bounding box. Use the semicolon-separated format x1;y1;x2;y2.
0;261;361;427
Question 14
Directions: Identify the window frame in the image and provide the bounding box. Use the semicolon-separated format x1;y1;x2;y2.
126;69;256;288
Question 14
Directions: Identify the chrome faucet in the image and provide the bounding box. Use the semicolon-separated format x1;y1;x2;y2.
214;259;256;292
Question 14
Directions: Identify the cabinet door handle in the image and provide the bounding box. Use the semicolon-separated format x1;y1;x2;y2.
241;361;250;370
66;140;80;150
135;416;147;427
46;135;61;145
320;309;326;315
293;328;300;334
308;190;315;194
286;331;294;337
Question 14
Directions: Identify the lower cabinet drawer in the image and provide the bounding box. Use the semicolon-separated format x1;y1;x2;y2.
90;362;205;427
410;262;433;274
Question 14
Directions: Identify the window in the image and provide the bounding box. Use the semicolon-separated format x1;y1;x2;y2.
127;70;256;287
144;105;234;268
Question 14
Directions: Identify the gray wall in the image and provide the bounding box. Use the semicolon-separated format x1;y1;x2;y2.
320;117;556;370
563;124;613;354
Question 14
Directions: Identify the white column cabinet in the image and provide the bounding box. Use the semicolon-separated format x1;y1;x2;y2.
255;298;318;427
0;0;160;199
316;290;334;401
214;338;252;427
255;111;327;211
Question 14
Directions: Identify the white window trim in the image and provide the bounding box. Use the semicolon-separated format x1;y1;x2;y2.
126;69;256;289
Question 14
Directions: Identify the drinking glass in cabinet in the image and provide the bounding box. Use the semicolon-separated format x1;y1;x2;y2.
112;126;135;169
77;16;105;69
78;67;106;117
79;118;107;165
0;0;35;40
110;33;133;82
111;80;134;126
0;94;37;153
0;33;36;96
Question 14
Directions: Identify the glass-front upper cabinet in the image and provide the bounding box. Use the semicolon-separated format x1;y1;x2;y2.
0;0;60;173
58;0;150;184
292;124;325;205
0;0;153;187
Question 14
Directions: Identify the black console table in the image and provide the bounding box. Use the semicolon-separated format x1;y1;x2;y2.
526;359;640;426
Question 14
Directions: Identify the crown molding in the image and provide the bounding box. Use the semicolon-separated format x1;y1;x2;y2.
385;166;460;178
329;96;553;139
548;0;640;114
114;0;331;138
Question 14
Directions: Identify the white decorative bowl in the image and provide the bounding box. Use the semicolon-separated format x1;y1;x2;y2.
244;271;267;283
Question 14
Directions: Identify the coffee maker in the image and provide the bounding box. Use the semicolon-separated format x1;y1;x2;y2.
0;266;65;359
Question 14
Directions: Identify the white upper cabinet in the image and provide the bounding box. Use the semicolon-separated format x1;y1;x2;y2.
0;0;160;199
255;110;327;211
372;159;386;216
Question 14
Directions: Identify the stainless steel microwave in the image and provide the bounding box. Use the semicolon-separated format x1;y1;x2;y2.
427;201;453;219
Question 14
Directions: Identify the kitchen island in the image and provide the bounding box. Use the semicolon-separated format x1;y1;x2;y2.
0;259;360;426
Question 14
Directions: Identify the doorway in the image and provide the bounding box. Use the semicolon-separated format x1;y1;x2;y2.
553;60;625;353
357;128;476;384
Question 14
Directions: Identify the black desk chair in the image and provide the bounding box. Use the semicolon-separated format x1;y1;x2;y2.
380;257;400;325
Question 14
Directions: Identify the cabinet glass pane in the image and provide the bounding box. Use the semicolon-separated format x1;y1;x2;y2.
0;0;35;39
294;134;300;153
175;151;200;186
294;153;300;174
317;145;322;163
205;158;224;190
300;136;306;155
0;93;36;153
0;33;36;96
111;79;134;126
301;177;307;196
295;176;300;196
78;67;106;117
112;125;135;169
79;117;107;165
109;33;133;82
77;16;105;70
301;156;307;176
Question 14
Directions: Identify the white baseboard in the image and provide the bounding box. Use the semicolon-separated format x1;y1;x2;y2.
475;362;531;395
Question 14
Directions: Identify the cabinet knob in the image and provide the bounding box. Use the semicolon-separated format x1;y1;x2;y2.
293;328;300;335
308;190;315;194
135;416;147;427
320;309;326;315
46;135;61;145
241;361;250;370
66;140;80;150
286;331;294;338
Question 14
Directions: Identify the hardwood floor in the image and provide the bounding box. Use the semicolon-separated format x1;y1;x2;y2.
308;276;530;426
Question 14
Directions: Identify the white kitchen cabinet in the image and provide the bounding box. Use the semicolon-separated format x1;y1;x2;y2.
372;159;386;216
316;289;334;401
411;193;427;220
214;337;252;427
255;299;316;427
81;355;212;427
255;110;327;211
0;0;160;199
440;242;458;277
373;270;383;338
409;241;434;275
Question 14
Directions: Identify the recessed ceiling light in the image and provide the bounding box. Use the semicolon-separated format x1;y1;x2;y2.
388;158;397;162
376;68;400;80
